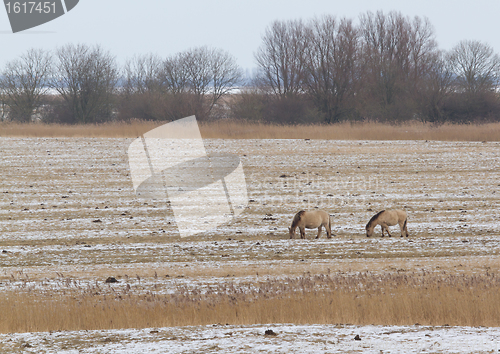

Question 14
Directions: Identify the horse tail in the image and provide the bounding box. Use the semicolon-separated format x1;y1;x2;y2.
291;210;305;229
403;217;408;236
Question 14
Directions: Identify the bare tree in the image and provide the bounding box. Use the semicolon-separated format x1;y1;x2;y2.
443;40;500;122
0;91;7;121
119;54;165;121
448;40;500;95
208;48;245;114
408;16;438;91
303;15;359;123
254;19;308;98
124;53;163;95
416;51;454;122
359;11;405;108
358;11;437;121
162;54;189;95
51;44;118;124
0;48;52;122
160;46;242;120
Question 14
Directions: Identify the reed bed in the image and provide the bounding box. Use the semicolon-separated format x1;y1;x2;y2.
1;271;499;333
1;120;500;141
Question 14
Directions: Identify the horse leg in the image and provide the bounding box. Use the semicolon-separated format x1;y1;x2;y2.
326;223;332;239
381;224;392;237
316;225;322;239
300;227;305;239
403;219;409;237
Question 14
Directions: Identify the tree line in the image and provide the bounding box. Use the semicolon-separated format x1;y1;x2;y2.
1;11;500;125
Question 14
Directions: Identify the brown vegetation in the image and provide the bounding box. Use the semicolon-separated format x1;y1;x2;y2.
1;120;500;141
1;271;499;333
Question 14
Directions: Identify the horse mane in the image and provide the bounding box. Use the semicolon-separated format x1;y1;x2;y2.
291;210;306;229
366;210;385;228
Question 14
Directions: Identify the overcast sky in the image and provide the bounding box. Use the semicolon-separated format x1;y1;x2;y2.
1;0;499;72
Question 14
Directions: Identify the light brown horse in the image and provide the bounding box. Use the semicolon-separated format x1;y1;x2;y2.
289;210;332;239
366;209;408;237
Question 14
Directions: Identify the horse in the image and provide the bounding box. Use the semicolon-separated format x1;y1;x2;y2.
289;210;332;239
366;209;408;237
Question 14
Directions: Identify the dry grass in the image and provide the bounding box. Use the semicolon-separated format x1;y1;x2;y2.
1;271;500;333
200;120;500;141
0;121;159;138
1;120;500;141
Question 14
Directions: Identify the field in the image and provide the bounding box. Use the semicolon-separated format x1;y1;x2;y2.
1;128;500;352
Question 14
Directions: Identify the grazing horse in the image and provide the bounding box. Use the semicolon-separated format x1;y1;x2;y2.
289;210;332;239
366;209;408;237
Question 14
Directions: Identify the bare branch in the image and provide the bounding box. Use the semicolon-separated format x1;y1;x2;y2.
0;48;52;122
51;44;118;124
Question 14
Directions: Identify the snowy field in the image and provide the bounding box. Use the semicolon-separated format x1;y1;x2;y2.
1;137;500;352
1;324;500;353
